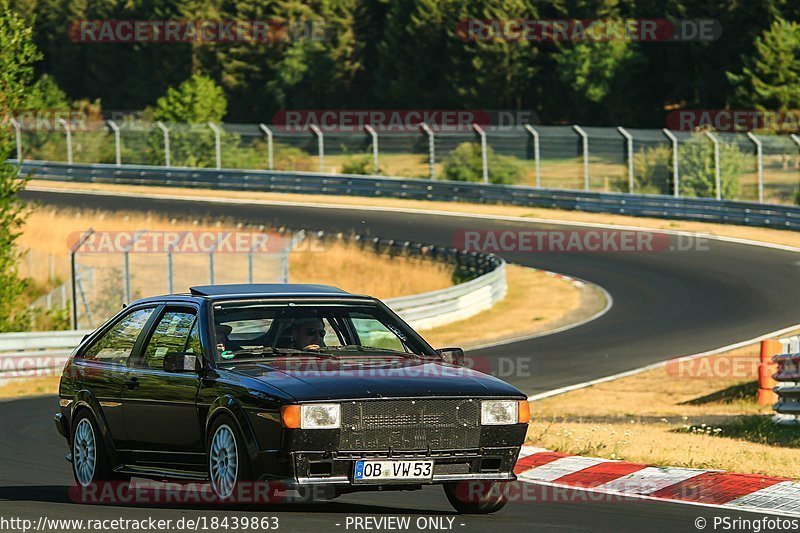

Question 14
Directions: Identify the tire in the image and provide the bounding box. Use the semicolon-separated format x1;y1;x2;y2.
443;480;508;514
207;416;253;502
71;410;114;487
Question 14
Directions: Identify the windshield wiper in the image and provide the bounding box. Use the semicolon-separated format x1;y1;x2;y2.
322;345;421;359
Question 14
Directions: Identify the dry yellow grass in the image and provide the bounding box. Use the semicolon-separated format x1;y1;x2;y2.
289;240;452;300
424;265;604;349
16;206;453;300
27;180;800;249
0;376;60;400
527;340;800;478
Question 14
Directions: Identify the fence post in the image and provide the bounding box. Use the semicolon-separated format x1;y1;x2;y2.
472;123;489;184
70;229;95;328
419;123;435;179
156;121;171;167
662;129;680;197
167;251;174;294
573;125;589;190
106;120;121;166
209;248;215;285
704;131;722;200
258;123;273;170
524;124;541;188
364;124;379;174
58;118;73;164
208;122;222;169
617;126;634;193
310;124;324;173
746;132;764;203
10;118;22;161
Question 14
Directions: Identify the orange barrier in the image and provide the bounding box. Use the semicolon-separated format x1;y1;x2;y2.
757;339;781;406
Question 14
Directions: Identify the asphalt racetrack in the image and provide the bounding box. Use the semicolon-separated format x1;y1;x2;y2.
2;187;797;531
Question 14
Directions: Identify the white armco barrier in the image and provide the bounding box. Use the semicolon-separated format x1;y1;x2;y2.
773;335;800;425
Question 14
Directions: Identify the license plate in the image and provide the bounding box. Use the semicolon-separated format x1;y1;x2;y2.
353;460;434;482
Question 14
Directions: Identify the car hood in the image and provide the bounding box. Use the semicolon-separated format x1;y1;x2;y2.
223;356;524;401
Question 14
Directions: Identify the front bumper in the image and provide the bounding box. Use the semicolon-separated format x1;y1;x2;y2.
255;446;521;487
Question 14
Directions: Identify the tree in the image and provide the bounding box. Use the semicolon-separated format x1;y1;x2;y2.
147;74;228;167
0;0;39;330
151;73;227;124
728;18;800;111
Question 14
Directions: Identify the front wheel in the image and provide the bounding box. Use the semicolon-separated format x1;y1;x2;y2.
443;481;508;514
207;417;253;502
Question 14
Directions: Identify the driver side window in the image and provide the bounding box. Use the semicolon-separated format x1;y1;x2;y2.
137;310;197;370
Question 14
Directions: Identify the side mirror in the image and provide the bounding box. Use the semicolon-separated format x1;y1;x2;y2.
164;351;200;373
436;347;465;366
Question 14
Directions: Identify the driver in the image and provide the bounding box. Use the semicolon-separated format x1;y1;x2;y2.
291;318;327;350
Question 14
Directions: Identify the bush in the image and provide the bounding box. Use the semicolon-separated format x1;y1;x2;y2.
442;142;523;185
631;141;745;199
341;155;376;175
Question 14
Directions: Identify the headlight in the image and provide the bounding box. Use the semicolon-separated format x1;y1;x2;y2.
481;400;518;425
281;404;340;429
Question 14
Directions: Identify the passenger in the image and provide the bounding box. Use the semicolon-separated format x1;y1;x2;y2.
215;323;243;354
291;318;327;350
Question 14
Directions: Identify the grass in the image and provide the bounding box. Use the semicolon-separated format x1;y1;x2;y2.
527;341;800;478
424;266;605;349
28;180;800;250
16;206;454;300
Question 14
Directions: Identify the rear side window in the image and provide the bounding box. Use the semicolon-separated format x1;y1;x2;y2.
81;308;155;364
137;310;197;370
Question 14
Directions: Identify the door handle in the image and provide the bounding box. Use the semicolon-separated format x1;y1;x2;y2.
123;377;139;390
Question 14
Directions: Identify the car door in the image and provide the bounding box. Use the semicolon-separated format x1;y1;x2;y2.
72;305;158;453
121;305;205;467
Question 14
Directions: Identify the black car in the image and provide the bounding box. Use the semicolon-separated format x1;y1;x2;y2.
55;284;529;513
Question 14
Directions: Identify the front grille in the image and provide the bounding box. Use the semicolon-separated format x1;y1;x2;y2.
339;399;481;451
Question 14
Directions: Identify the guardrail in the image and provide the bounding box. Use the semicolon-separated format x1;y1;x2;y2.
15;160;800;232
773;335;800;425
0;330;89;382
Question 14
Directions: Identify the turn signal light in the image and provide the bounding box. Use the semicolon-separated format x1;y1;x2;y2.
280;405;301;428
518;400;531;424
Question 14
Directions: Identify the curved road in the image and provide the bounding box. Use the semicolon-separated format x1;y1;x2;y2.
1;187;797;531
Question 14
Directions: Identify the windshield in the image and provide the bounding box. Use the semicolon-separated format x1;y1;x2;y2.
211;301;435;362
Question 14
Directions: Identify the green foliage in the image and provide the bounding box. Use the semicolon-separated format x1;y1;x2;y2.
152;74;227;124
632;142;746;199
26;74;69;110
632;145;673;195
0;2;36;331
341;155;375;175
679;142;745;199
442;142;522;185
554;39;642;104
728;18;800;111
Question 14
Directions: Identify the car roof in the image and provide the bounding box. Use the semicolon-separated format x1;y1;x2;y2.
189;283;350;297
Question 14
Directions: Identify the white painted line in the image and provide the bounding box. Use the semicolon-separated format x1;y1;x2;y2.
596;466;708;495
518;456;607;483
527;323;800;401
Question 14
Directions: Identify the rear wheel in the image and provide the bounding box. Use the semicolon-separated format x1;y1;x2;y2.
71;411;114;486
443;481;508;514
